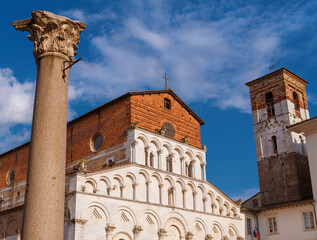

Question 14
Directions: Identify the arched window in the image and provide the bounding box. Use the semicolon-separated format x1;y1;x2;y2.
266;92;275;117
293;92;300;112
272;136;278;154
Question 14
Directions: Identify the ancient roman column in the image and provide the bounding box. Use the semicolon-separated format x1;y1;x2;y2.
13;11;85;240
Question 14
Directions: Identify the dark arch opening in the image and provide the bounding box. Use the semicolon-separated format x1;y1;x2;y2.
272;136;278;154
293;92;300;112
266;92;275;117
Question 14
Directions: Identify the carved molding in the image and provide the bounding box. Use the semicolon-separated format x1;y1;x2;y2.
158;228;167;237
133;225;143;237
105;225;116;234
13;11;86;60
70;218;87;224
185;231;194;240
205;234;213;240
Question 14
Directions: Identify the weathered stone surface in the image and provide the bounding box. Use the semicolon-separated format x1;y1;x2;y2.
13;11;86;61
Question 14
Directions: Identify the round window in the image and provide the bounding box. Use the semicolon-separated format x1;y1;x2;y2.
163;122;175;138
7;168;15;185
91;132;103;152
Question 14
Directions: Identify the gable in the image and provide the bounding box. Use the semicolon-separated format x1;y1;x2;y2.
130;91;203;148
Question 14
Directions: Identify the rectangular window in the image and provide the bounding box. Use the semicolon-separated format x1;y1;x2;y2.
247;218;252;235
268;217;277;233
303;212;315;230
164;98;171;110
252;199;258;208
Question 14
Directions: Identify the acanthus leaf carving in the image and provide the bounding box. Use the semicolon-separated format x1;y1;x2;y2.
13;11;86;61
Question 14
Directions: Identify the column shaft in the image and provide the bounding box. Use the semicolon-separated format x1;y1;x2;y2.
22;53;70;240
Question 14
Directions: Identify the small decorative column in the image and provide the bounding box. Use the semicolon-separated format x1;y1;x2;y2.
146;181;151;202
72;218;87;240
193;191;197;210
159;183;164;204
133;225;143;240
211;203;216;214
105;225;116;240
132;183;138;200
158;228;167;240
145;146;150;166
202;162;207;181
180;157;185;175
131;141;138;163
203;197;207;212
185;232;194;240
13;11;85;240
2;233;6;240
157;149;163;169
169;153;175;172
182;189;187;208
205;234;213;240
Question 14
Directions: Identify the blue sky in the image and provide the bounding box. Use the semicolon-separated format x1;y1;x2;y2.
1;0;317;200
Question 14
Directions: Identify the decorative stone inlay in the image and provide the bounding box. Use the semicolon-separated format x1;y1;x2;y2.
71;218;87;224
13;11;86;60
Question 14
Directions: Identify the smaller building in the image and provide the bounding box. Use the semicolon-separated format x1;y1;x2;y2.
289;116;317;219
242;68;317;240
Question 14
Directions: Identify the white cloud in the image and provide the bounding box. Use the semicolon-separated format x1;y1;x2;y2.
0;68;79;153
0;68;34;152
63;1;314;112
0;68;34;125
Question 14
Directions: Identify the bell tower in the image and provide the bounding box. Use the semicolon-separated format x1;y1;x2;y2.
246;68;312;205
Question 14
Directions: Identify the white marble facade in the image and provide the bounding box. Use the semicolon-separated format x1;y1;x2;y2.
64;128;245;240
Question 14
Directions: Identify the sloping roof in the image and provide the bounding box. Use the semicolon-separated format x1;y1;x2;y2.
245;67;308;87
68;89;205;125
288;116;317;134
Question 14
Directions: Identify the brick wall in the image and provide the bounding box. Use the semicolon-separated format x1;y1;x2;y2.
247;69;308;112
258;152;312;205
0;90;203;190
131;93;201;148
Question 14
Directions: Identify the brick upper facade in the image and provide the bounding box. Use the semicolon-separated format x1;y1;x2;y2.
0;89;204;189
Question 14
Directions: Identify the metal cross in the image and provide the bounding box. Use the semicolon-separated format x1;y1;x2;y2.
162;72;169;90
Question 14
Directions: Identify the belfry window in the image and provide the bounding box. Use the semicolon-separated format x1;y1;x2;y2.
272;136;278;154
266;92;275;117
164;98;171;110
293;92;300;112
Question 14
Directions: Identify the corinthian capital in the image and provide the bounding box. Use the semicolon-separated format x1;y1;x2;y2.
13;11;86;61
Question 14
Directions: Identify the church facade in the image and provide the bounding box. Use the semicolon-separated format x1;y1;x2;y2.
0;90;244;239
